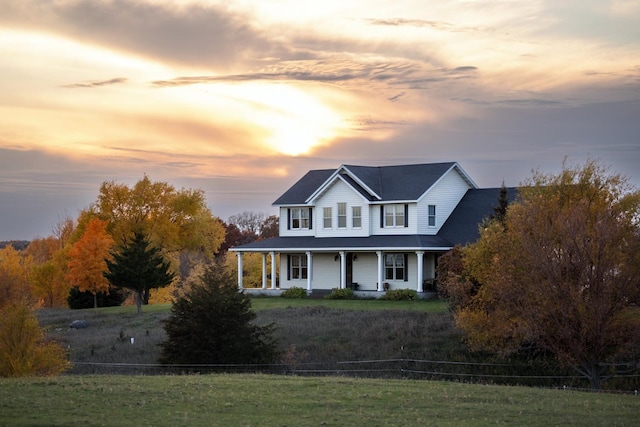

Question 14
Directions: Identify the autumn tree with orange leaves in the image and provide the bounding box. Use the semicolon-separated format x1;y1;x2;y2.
66;218;115;308
441;160;640;390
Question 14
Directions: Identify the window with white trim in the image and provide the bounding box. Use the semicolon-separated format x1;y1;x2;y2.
290;208;309;230
337;203;347;228
385;254;406;280
428;205;436;227
352;206;361;228
290;255;308;279
384;204;405;227
323;207;332;229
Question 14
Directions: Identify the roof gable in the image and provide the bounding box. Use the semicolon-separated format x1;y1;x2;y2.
274;162;473;206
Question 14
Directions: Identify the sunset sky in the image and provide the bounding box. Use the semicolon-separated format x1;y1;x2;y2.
1;0;639;240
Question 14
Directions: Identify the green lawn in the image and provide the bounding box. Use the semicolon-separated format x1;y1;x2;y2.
81;297;448;314
1;374;637;426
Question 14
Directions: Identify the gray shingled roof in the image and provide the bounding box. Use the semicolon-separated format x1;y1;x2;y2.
231;234;454;252
438;187;517;246
273;162;459;205
344;163;457;201
273;169;334;205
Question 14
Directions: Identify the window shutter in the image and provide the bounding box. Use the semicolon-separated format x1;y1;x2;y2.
404;204;409;227
308;207;313;229
287;255;291;280
404;253;408;281
380;206;384;228
287;209;291;230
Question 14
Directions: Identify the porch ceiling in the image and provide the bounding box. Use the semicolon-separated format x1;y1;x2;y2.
230;234;453;252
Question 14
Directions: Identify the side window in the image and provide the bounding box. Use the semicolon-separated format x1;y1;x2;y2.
290;208;310;230
337;203;347;228
352;206;361;228
428;205;436;227
323;207;332;229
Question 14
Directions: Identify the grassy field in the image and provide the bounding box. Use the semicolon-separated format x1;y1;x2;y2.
55;297;450;314
2;374;639;426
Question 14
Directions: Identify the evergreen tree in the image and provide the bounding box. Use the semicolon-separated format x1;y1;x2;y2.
67;286;127;309
492;183;509;225
159;263;278;368
104;231;175;315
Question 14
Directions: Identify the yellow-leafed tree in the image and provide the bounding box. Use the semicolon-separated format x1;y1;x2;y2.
0;302;70;377
0;245;33;308
66;218;115;308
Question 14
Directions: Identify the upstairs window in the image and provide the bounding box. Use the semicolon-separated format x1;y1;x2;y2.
383;204;407;228
385;254;407;281
428;205;436;227
352;206;361;228
289;207;310;230
323;207;332;229
337;203;347;228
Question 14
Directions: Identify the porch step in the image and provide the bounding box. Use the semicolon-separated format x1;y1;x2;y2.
307;289;331;299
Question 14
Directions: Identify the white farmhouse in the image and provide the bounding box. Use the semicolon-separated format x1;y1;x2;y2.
231;162;511;295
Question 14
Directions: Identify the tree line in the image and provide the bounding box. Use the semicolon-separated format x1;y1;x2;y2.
0;175;278;312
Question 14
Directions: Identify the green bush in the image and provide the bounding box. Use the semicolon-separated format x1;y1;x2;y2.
382;288;418;300
280;287;308;298
324;288;355;300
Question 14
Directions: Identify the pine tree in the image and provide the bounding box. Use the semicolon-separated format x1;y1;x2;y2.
104;231;174;315
159;263;278;368
492;183;509;225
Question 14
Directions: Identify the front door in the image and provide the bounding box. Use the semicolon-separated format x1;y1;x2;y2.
346;253;354;287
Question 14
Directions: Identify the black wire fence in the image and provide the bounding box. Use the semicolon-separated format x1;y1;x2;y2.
69;358;640;394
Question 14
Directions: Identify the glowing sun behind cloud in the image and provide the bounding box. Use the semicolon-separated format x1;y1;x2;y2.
228;83;344;156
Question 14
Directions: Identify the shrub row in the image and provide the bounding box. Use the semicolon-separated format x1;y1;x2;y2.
381;288;418;300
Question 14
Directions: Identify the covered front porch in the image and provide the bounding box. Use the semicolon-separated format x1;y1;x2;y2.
233;238;448;295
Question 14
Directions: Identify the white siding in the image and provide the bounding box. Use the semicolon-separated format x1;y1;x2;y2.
314;179;370;238
417;169;471;234
351;254;378;290
310;254;340;288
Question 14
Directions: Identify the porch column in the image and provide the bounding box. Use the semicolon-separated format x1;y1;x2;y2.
236;252;243;290
261;253;268;289
306;251;313;292
416;251;424;293
376;251;384;292
270;251;277;289
340;251;346;289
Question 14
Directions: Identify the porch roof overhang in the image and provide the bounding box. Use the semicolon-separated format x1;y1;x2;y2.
230;235;454;253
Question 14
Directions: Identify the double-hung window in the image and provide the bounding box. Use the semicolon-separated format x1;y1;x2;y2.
290;255;308;279
290;208;309;230
337;203;347;228
385;254;406;281
352;206;361;228
323;207;332;229
428;205;436;227
384;204;405;227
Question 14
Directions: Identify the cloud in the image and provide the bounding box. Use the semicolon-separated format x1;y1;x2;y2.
365;18;488;34
1;0;279;69
63;77;127;88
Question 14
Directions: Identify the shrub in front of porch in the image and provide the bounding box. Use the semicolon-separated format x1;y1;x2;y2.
281;287;308;298
382;289;418;300
324;288;354;300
